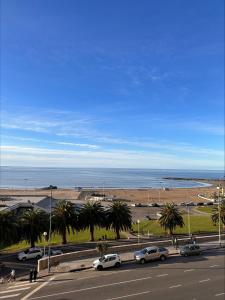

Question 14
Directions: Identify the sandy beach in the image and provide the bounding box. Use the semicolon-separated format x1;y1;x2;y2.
0;180;224;204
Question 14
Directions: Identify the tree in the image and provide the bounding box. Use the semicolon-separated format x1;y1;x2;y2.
78;201;105;241
158;203;184;235
52;200;77;244
211;199;225;225
96;241;109;257
106;201;132;239
0;211;19;246
19;209;48;248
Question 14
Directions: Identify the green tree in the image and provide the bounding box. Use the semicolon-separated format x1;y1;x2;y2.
19;209;48;248
158;203;184;235
0;211;19;246
52;200;77;244
107;201;132;239
96;241;109;257
78;201;105;241
211;199;225;225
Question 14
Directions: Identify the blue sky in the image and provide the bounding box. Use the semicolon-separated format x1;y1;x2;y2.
1;0;224;169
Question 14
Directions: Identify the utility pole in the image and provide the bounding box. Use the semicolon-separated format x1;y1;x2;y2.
217;186;221;247
48;187;52;273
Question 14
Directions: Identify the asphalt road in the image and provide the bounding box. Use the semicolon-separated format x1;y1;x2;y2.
0;248;224;300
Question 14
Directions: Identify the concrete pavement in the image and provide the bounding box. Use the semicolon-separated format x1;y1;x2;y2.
0;247;222;300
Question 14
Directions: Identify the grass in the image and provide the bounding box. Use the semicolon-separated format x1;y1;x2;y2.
196;206;214;213
0;228;123;253
132;214;219;236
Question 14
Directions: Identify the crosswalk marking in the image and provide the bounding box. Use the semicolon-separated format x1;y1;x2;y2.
0;287;30;294
8;282;37;289
0;294;20;299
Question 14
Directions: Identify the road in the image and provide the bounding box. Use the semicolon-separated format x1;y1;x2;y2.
0;248;224;300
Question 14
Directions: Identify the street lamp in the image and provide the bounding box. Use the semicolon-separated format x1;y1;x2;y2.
48;188;53;273
137;219;140;244
217;186;221;247
43;232;47;256
186;192;191;240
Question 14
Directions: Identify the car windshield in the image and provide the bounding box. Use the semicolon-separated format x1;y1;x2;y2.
99;256;105;262
140;249;147;254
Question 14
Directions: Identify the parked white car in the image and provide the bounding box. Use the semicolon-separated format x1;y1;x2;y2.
134;246;169;264
18;248;43;261
93;254;121;270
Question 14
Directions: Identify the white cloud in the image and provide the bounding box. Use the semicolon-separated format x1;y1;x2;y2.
0;145;223;170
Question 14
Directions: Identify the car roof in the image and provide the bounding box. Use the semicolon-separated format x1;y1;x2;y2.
145;246;158;250
104;254;118;258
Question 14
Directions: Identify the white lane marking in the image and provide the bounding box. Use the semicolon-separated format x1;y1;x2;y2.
106;290;152;300
0;287;30;294
215;293;225;297
28;276;153;300
21;276;55;300
8;283;37;289
169;284;182;289
0;294;20;299
199;278;210;283
184;269;195;272
10;281;37;288
210;265;219;268
156;274;168;277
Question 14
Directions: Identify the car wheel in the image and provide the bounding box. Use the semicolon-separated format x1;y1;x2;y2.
97;265;103;271
184;253;188;257
36;255;41;259
140;258;146;264
160;255;166;261
22;257;26;261
115;262;121;268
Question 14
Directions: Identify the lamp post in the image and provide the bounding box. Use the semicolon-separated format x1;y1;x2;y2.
186;192;191;240
217;186;221;247
48;188;53;273
137;219;140;244
43;232;47;256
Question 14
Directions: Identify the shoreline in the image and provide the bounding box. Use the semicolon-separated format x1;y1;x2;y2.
0;179;223;204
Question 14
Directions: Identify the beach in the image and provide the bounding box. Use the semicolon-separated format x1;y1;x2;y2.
0;179;223;204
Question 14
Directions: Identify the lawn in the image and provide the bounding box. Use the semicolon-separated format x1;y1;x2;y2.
0;228;122;253
196;206;214;213
132;214;219;236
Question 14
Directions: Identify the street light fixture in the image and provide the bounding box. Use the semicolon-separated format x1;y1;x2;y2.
43;232;47;256
137;219;140;244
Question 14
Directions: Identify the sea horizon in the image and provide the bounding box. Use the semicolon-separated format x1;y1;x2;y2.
0;166;223;189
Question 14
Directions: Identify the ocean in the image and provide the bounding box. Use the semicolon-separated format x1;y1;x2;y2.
0;167;223;189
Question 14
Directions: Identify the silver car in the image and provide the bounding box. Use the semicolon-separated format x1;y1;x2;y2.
134;246;169;264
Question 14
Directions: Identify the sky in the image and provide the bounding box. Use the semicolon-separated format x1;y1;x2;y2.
0;0;224;169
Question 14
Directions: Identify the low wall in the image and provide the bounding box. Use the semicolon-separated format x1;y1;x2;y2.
38;234;224;271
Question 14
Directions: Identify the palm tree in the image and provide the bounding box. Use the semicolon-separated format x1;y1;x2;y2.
106;201;132;239
19;209;48;248
211;199;225;225
158;203;184;236
78;201;105;241
52;200;77;244
0;211;19;245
